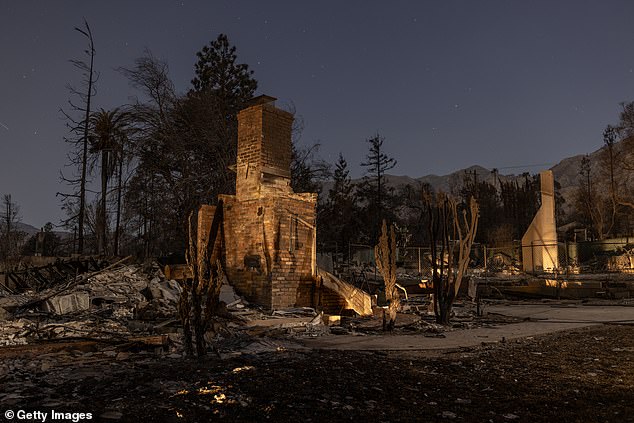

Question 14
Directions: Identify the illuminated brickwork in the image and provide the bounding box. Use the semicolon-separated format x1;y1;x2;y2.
219;96;317;309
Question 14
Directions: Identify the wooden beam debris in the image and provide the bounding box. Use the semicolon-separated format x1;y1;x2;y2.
0;256;114;293
15;256;132;313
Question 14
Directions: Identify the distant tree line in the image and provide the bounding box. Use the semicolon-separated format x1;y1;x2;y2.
0;194;26;267
0;195;65;268
570;103;634;240
317;151;548;259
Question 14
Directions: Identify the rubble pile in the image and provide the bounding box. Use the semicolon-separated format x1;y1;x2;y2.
208;298;331;357
608;248;634;272
0;263;182;346
0;260;336;356
1;259;513;356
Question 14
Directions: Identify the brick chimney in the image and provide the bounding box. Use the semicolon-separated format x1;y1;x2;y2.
235;95;294;200
219;94;317;310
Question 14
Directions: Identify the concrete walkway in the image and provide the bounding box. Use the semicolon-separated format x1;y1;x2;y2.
300;304;634;351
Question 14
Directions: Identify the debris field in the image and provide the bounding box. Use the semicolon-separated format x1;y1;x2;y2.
0;259;632;422
1;324;632;422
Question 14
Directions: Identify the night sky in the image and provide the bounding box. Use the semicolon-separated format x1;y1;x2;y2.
2;0;634;227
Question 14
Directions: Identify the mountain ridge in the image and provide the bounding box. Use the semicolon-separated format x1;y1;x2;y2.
321;146;605;212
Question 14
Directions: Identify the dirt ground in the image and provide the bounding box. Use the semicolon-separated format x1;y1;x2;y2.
1;323;633;423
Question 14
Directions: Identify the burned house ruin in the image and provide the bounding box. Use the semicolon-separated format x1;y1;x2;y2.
219;95;317;309
194;95;370;314
196;96;317;310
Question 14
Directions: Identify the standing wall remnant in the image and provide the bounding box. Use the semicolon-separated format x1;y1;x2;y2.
522;170;558;272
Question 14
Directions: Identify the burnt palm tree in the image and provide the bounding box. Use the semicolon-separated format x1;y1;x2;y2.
89;108;129;255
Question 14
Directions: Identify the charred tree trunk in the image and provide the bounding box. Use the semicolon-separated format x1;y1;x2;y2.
179;203;225;357
178;282;193;357
375;219;400;331
77;22;95;255
426;194;479;325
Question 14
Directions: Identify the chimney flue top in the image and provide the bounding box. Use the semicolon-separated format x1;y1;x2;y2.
247;94;277;107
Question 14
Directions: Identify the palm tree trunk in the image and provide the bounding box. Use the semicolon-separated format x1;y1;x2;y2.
114;158;123;256
143;185;149;259
99;150;108;255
